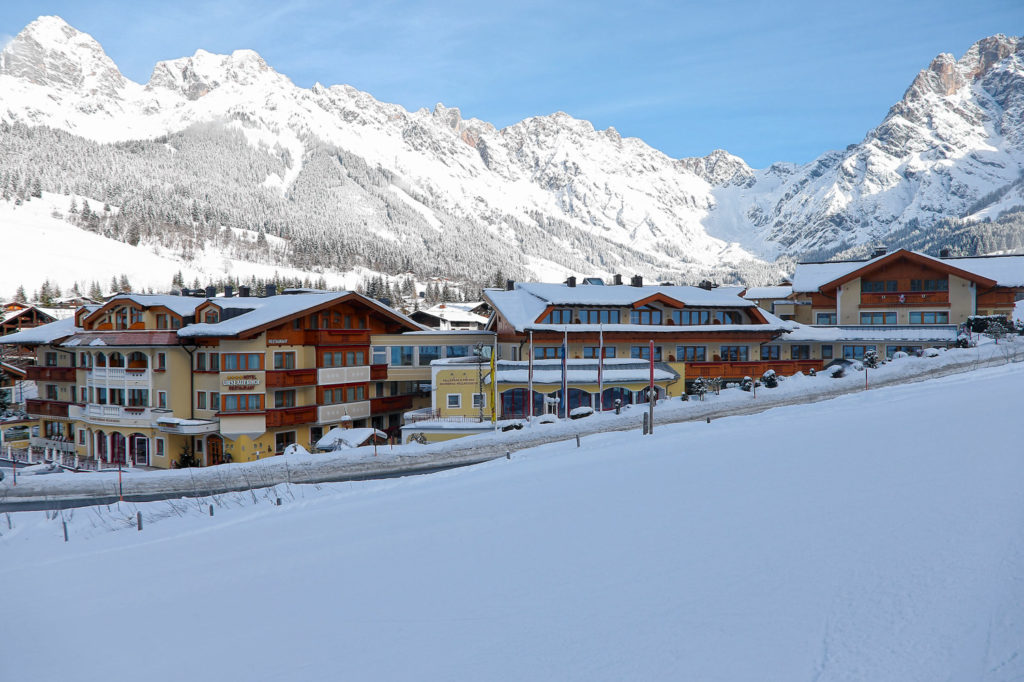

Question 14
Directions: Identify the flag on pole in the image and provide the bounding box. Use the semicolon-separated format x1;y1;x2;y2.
597;325;604;412
649;339;655;402
528;330;534;422
561;328;568;419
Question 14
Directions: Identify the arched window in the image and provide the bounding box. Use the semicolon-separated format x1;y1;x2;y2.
94;352;107;367
108;352;125;368
127;351;148;369
500;388;546;419
600;387;633;410
553;388;593;414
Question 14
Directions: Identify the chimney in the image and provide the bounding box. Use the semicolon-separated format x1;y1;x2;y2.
205;285;216;299
566;276;577;288
191;289;205;298
505;279;515;291
179;288;189;297
871;246;887;258
224;285;234;298
613;274;622;286
631;275;643;287
265;284;276;297
698;280;714;291
939;247;951;258
239;285;251;298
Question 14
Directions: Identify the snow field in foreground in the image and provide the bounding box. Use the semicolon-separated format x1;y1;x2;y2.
3;363;1024;681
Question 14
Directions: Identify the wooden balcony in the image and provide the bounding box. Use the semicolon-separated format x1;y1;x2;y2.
25;398;71;418
265;405;317;427
370;395;414;414
686;360;824;380
306;329;370;346
370;363;388;380
860;291;948;306
26;365;77;382
266;368;317;388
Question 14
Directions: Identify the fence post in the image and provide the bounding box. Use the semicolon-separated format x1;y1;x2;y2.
136;512;142;531
642;412;650;435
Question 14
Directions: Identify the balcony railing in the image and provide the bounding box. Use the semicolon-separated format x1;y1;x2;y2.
686;360;824;380
265;405;317;427
29;436;76;454
90;367;151;380
26;366;77;382
370;363;388;380
306;329;370;346
266;368;317;388
860;291;949;306
25;399;71;418
370;394;414;414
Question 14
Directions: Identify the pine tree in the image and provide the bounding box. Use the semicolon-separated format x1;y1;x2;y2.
126;222;141;246
110;276;119;294
119;275;131;292
88;281;103;300
30;177;42;198
13;285;27;303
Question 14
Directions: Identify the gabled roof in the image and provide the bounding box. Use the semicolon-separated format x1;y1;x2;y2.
742;286;793;300
793;249;1016;293
0;316;80;345
179;292;425;338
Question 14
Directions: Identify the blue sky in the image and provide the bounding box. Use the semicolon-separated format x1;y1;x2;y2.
2;0;1022;167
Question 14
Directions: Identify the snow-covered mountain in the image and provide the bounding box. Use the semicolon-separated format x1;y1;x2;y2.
0;16;1021;286
724;34;1024;255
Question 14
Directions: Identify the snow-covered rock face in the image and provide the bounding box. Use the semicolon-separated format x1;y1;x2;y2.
0;15;1021;276
0;16;125;97
738;34;1024;253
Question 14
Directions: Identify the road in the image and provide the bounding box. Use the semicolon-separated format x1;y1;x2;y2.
1;341;1021;512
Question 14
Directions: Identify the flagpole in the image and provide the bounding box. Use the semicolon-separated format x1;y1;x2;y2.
597;324;604;413
561;327;568;419
648;338;655;434
491;335;498;429
528;330;534;425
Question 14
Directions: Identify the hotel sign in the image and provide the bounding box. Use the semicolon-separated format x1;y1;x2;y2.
223;373;261;390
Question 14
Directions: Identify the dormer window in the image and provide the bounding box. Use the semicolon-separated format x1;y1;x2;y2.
579;310;619;324
541;309;573;324
204;311;220;324
630;307;662;325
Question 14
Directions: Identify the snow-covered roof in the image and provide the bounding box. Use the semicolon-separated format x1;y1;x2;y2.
742;286;793;300
486;282;767;333
793;250;1024;293
782;324;958;343
490;358;680;385
179;292;425;337
104;293;205;316
316;427;387;450
940;255;1024;287
0;316;80;345
791;254;889;293
417;303;489;324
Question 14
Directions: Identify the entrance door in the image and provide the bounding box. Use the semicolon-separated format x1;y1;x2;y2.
111;433;126;465
208;435;223;466
132;436;149;466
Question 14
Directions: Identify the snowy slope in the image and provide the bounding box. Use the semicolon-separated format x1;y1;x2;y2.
0;192;364;296
3;362;1024;681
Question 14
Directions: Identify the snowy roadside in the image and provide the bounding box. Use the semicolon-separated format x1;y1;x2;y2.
2;337;1022;506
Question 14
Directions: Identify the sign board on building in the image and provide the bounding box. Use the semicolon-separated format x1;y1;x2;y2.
223;374;261;390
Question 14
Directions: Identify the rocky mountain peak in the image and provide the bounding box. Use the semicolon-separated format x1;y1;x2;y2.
678;149;755;187
958;34;1022;80
147;47;286;99
0;15;125;97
